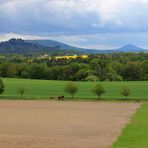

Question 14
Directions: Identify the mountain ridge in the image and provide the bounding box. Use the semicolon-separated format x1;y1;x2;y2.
115;44;146;52
0;38;147;54
0;38;79;55
26;39;147;53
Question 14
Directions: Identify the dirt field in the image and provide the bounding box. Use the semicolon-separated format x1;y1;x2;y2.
0;101;140;148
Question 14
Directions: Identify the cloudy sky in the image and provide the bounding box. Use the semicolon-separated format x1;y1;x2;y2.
0;0;148;49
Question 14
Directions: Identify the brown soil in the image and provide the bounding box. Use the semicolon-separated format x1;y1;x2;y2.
0;100;140;148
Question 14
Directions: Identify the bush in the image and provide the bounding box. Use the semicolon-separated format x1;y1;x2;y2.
121;87;131;100
92;83;105;99
64;82;78;98
0;78;5;95
17;84;27;96
85;74;98;81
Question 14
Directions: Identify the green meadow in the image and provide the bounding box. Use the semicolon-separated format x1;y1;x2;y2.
1;78;148;100
112;103;148;148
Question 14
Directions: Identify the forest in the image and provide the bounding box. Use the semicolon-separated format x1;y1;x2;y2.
0;52;147;81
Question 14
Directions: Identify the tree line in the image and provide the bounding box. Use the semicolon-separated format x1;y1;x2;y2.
65;82;131;100
0;78;131;100
0;52;147;81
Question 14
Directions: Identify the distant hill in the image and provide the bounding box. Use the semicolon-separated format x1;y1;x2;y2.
26;39;147;53
0;39;79;55
26;39;113;54
0;38;147;55
114;44;146;52
26;39;83;51
0;39;45;54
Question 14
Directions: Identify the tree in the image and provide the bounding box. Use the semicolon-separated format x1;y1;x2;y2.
121;87;131;100
17;85;26;96
122;62;143;80
85;74;98;81
64;82;78;98
92;83;105;99
30;63;49;79
20;71;30;78
0;78;5;95
75;69;89;81
0;62;17;77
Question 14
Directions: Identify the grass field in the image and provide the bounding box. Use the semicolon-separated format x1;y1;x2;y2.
111;102;148;148
1;78;148;100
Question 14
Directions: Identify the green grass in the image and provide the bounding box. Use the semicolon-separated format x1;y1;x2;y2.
1;78;148;100
111;103;148;148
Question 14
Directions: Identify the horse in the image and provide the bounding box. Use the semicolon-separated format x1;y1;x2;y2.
58;96;64;101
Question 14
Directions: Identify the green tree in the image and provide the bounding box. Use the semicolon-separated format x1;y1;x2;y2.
121;87;131;100
85;74;98;81
122;62;143;80
75;69;89;81
141;60;148;80
30;63;49;79
0;78;5;95
17;85;27;96
92;83;105;99
20;71;30;78
0;62;17;77
64;82;78;98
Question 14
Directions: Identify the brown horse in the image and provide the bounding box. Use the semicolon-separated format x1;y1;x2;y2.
58;96;64;101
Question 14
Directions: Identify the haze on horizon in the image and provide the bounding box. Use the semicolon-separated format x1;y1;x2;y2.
0;0;148;50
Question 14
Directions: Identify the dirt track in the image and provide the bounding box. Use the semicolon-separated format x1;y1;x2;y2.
0;101;140;148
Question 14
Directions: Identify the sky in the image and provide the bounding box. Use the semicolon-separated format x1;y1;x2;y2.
0;0;148;49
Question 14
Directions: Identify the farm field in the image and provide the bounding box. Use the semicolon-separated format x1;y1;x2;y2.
0;100;140;148
112;102;148;148
1;78;148;100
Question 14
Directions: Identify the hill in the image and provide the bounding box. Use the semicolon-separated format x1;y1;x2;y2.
0;39;79;55
26;39;84;51
26;39;114;54
0;38;147;55
114;44;146;52
26;39;147;53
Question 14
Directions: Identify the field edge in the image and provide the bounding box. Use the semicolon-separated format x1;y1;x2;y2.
111;102;147;148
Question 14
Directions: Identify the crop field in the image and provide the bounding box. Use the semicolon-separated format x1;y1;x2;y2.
0;78;147;148
0;101;140;148
1;78;148;100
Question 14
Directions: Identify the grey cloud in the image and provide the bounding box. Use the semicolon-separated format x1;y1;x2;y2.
1;0;148;48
